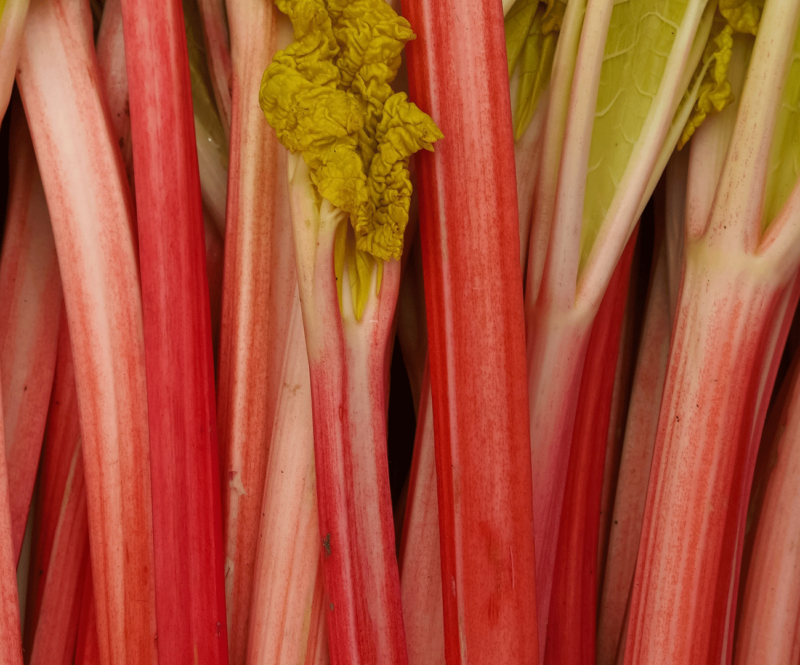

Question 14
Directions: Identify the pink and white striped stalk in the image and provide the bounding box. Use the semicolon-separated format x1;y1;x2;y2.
543;231;636;665
119;0;228;660
24;315;88;665
0;102;61;559
0;0;30;120
401;0;540;661
0;380;23;665
216;4;295;662
17;0;158;662
596;150;690;665
523;2;712;650
734;356;800;664
285;154;407;664
398;369;444;665
624;3;800;660
245;289;326;665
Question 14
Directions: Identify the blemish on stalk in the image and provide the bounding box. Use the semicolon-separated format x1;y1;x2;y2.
228;471;247;496
323;533;331;557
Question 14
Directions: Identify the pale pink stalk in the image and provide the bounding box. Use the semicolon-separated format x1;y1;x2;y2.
0;0;30;119
624;3;800;660
398;369;444;665
95;0;133;188
0;102;61;559
216;5;295;663
17;0;157;662
245;289;326;665
197;0;231;136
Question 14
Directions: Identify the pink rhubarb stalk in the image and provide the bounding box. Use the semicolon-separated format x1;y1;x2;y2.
398;368;444;665
0;101;61;559
401;0;540;661
734;354;800;664
75;561;100;665
596;151;689;665
624;2;800;661
544;231;637;665
24;315;88;665
216;3;295;662
17;0;158;662
119;0;228;660
245;289;327;665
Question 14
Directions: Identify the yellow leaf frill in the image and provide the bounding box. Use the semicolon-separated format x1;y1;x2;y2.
259;0;442;269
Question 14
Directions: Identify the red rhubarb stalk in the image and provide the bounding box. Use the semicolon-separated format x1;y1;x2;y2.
75;561;100;665
543;230;637;665
24;314;88;665
216;3;295;661
17;0;158;661
624;3;800;660
0;382;23;665
401;0;539;661
0;101;61;559
245;289;326;664
119;0;228;660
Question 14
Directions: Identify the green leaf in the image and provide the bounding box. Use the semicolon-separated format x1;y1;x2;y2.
581;0;693;266
763;21;800;230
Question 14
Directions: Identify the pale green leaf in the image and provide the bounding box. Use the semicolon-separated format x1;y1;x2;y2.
763;22;800;230
581;0;692;266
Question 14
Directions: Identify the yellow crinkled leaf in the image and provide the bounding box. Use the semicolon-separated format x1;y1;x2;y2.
678;22;735;149
359;93;442;261
261;0;441;319
719;0;764;35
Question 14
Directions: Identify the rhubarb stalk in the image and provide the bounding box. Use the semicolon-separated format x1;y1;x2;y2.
24;315;88;665
119;0;228;659
245;289;326;665
624;2;800;660
0;0;30;119
401;0;539;661
543;230;637;665
216;3;295;661
17;0;158;661
0;101;61;560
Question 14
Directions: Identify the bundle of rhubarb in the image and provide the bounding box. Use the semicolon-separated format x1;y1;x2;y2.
0;0;799;663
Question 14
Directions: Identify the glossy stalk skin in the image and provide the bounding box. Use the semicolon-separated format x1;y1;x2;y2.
544;231;636;665
245;289;327;665
0;0;30;119
0;103;61;559
399;368;444;665
401;0;539;662
216;4;295;662
17;0;158;662
24;315;88;665
119;0;228;661
288;156;406;665
597;239;671;665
